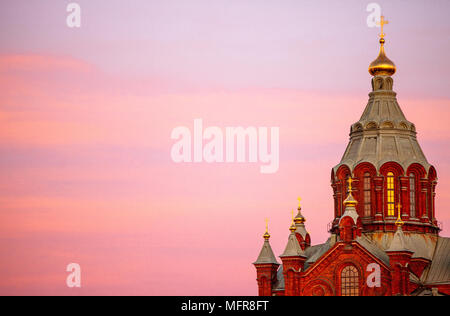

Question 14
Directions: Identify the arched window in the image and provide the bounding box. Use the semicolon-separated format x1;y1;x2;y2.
364;172;371;217
341;265;359;296
387;172;395;216
345;175;350;196
409;173;416;218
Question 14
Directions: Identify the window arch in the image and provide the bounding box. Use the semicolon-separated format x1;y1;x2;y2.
409;173;416;218
341;265;359;296
387;172;395;216
363;172;371;217
336;165;351;218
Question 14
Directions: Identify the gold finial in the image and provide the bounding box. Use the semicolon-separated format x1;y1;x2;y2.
395;203;404;227
263;218;271;240
377;15;389;41
343;177;358;207
294;198;306;224
369;14;396;77
348;177;354;192
290;210;297;232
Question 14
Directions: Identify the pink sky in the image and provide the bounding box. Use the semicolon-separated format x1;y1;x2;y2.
0;1;449;295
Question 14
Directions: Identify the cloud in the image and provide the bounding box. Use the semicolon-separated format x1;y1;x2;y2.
0;54;449;295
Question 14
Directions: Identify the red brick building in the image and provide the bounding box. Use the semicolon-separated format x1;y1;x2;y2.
253;20;450;296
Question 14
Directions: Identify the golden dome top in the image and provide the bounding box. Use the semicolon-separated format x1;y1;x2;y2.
289;210;297;232
369;39;396;76
263;218;271;240
343;192;358;208
368;16;396;77
343;178;358;207
294;197;306;224
289;221;297;232
294;213;306;224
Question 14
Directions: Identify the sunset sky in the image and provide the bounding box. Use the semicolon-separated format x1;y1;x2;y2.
0;0;449;295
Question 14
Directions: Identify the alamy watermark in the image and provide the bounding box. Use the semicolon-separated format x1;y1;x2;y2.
366;3;382;28
366;263;381;288
170;119;279;174
66;2;81;28
66;263;81;288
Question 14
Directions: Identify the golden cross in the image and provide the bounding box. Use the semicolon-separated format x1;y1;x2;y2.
297;197;302;209
265;218;269;233
376;15;389;38
291;210;294;221
396;203;404;226
348;177;354;192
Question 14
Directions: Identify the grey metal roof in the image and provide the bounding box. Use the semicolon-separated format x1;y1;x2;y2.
304;239;332;269
423;237;450;284
280;232;305;258
412;287;444;296
273;265;285;290
333;88;431;174
254;239;279;265
294;223;308;239
364;231;438;260
386;226;412;253
356;235;390;266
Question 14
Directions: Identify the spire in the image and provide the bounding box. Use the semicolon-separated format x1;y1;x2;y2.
293;197;308;238
387;204;412;253
395;203;404;227
254;219;279;265
280;230;305;258
289;210;296;232
263;218;270;240
339;177;359;225
343;177;358;208
369;15;396;76
386;224;410;252
294;197;305;224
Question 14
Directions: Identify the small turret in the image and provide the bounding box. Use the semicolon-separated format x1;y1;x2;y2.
280;219;307;296
339;178;362;242
293;197;311;250
253;219;280;296
386;205;414;296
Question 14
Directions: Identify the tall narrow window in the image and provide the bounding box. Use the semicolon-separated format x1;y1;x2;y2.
345;175;350;196
387;172;395;216
409;173;416;218
364;173;371;217
341;265;359;296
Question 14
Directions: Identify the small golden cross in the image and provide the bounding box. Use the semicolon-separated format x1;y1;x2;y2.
376;15;389;38
348;177;354;192
396;203;404;226
265;218;269;232
297;197;301;209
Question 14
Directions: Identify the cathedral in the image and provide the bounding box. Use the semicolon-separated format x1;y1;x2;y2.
253;17;450;296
